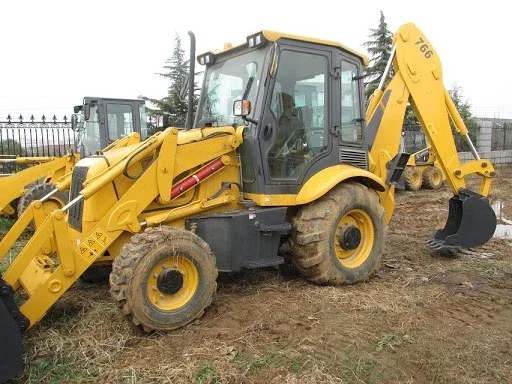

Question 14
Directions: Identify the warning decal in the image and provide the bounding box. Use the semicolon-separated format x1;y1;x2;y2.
78;244;96;261
76;229;111;263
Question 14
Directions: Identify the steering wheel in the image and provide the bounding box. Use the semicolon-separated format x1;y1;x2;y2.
274;127;309;158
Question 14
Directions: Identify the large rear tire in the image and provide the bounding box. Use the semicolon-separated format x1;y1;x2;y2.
422;166;443;189
110;226;217;332
403;166;422;191
290;182;385;285
17;183;69;218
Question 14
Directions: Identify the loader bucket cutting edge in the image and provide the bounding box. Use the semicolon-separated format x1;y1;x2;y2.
0;276;24;382
426;188;497;251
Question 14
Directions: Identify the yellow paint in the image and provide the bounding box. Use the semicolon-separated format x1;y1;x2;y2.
245;165;385;206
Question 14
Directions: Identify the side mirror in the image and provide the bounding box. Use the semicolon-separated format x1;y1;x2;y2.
71;114;79;131
233;100;251;117
179;74;190;102
73;105;82;113
233;100;258;125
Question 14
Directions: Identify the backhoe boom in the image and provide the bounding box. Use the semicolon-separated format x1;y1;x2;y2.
367;23;496;250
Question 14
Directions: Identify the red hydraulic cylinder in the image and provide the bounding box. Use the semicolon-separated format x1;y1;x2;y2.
170;159;225;200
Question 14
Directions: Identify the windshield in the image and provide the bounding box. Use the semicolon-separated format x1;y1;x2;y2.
196;49;266;127
75;105;101;156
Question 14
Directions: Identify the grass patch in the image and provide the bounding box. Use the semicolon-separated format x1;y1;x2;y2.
471;261;512;276
248;352;278;372
195;363;218;384
376;334;416;351
15;352;99;384
0;217;14;233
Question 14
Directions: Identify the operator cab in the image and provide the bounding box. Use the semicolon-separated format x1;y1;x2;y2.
71;97;148;157
195;31;368;196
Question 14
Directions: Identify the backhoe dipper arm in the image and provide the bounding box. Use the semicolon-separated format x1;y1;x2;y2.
366;23;496;251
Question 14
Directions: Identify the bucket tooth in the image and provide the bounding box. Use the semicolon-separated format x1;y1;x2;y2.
427;188;497;251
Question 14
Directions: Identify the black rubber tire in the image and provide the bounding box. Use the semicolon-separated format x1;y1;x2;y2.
290;182;385;285
403;166;422;191
422;166;443;189
110;226;218;332
79;262;113;284
17;183;69;219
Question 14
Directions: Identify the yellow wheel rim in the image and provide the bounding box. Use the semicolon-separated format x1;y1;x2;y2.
433;172;441;185
42;198;63;216
412;171;421;187
334;209;374;269
147;255;199;311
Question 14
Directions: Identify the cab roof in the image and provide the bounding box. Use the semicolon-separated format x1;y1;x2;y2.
201;30;369;67
260;30;369;66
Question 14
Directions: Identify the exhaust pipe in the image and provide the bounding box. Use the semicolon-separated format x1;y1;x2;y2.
186;31;196;130
426;188;497;251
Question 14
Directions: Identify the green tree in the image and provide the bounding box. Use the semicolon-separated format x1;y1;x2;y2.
363;11;393;102
140;33;196;128
448;84;479;151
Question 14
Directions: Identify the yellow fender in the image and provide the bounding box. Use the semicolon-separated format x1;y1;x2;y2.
296;164;385;205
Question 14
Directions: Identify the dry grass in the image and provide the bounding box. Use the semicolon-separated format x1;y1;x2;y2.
4;165;512;383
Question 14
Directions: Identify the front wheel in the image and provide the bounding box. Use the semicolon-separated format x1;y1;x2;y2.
290;182;385;285
110;226;218;332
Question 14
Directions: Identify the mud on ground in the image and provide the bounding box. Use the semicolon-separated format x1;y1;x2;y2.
9;165;512;383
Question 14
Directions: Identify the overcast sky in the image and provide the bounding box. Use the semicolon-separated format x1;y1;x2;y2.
0;0;509;120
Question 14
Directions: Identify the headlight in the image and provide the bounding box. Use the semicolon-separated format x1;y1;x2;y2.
247;33;266;48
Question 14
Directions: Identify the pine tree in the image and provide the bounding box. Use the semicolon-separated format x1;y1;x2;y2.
140;33;194;128
363;11;393;102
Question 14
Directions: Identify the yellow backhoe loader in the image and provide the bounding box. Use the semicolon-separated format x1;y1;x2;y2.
398;129;445;190
0;23;497;382
0;97;147;218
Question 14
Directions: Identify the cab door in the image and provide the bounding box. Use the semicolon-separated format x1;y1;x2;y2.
257;42;338;195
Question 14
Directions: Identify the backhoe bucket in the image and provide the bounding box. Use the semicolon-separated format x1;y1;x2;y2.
0;276;24;382
426;188;497;251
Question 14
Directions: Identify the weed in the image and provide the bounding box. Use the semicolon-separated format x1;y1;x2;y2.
195;363;218;384
0;217;13;233
289;358;304;373
376;334;398;351
248;352;278;372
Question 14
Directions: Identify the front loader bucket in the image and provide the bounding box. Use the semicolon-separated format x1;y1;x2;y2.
427;188;497;251
0;276;24;382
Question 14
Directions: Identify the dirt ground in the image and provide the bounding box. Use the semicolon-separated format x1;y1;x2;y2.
6;165;512;383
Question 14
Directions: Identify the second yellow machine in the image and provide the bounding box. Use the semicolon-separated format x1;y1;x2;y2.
0;23;497;382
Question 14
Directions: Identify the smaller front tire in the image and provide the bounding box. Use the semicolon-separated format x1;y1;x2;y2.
110;226;218;332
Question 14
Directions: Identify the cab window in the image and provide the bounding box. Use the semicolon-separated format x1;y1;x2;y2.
107;104;134;141
340;61;363;144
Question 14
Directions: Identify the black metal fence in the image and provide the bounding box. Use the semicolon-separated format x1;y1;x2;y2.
491;125;512;151
0;114;75;157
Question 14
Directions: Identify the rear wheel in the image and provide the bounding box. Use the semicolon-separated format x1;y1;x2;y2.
17;183;69;228
422;166;443;189
290;182;385;285
110;226;217;332
403;166;422;191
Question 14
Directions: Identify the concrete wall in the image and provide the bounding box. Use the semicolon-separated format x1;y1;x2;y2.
476;125;493;152
459;150;512;164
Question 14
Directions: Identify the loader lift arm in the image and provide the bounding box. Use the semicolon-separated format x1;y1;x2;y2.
366;23;496;250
